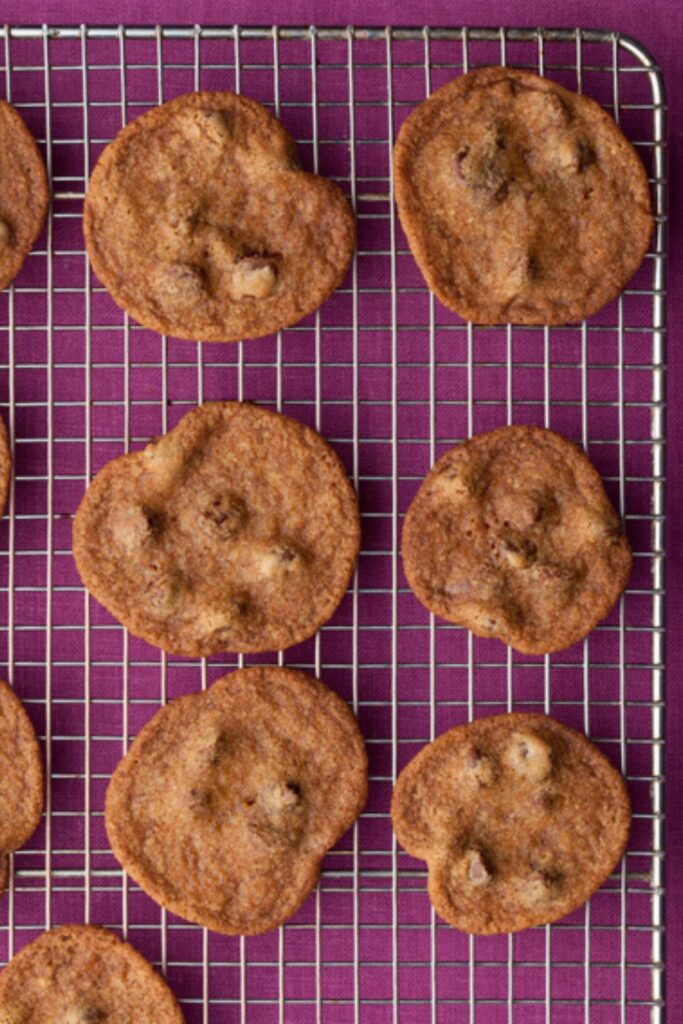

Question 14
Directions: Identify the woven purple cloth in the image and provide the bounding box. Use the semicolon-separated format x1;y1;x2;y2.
0;1;679;1022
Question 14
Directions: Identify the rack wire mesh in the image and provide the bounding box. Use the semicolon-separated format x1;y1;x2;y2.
0;23;666;1024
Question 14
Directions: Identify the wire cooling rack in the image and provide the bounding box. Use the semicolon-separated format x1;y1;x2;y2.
0;23;666;1024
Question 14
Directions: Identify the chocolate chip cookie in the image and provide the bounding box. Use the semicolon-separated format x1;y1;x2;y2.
394;66;653;324
105;666;367;935
72;401;360;657
402;425;631;654
0;100;49;293
392;712;631;934
0;680;43;900
84;90;355;342
0;924;184;1022
0;415;11;517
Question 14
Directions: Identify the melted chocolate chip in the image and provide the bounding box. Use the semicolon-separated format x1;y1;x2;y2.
577;140;596;171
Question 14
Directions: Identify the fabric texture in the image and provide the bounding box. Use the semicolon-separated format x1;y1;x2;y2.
0;0;679;1020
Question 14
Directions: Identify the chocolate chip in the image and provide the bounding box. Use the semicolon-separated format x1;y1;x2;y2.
577;140;596;171
204;494;247;537
466;848;492;886
492;181;509;203
454;145;471;179
82;1010;107;1024
0;219;11;251
142;505;165;538
499;532;537;569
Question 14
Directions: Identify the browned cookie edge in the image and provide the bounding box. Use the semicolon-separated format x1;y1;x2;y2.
0;415;10;518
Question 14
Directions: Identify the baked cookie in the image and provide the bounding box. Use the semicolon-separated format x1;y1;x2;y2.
392;712;631;934
84;90;355;342
402;425;631;654
394;66;653;325
0;100;49;293
0;924;184;1022
0;415;10;517
0;680;43;899
72;401;360;657
105;666;367;935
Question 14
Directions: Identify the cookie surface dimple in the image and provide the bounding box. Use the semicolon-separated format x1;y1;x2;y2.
0;100;49;293
401;425;631;654
0;679;43;898
394;66;653;325
391;712;631;934
72;401;360;657
84;90;355;342
0;924;184;1022
105;666;368;935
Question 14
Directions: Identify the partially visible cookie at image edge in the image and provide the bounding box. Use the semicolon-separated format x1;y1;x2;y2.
0;679;43;900
394;65;653;325
0;924;185;1022
84;90;355;342
0;415;11;517
0;100;49;293
391;712;631;934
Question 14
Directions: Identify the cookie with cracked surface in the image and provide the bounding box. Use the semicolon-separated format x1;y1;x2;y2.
72;401;360;657
392;712;631;934
394;66;652;325
402;425;631;654
0;100;49;293
0;924;185;1022
84;90;355;342
0;680;43;900
105;666;368;935
0;415;10;517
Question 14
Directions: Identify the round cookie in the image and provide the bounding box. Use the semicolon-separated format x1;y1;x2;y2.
0;679;43;898
402;425;631;654
0;100;49;292
394;66;653;325
72;401;360;657
0;415;11;517
84;90;355;342
105;666;368;935
391;712;631;934
0;924;184;1022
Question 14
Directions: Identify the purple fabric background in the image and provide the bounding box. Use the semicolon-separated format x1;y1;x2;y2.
0;0;679;1020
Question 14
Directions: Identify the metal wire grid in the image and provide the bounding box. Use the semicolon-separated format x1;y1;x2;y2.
0;23;666;1024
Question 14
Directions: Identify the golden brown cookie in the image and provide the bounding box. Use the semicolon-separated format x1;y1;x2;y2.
105;666;367;935
72;401;360;657
402;425;631;654
0;924;185;1022
0;680;43;898
394;66;653;325
0;100;49;293
84;90;355;342
0;415;10;517
392;712;631;934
